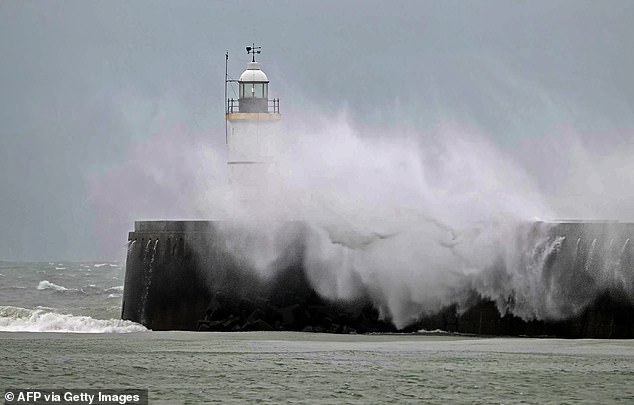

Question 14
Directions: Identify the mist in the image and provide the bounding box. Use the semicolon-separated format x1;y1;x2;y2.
89;102;633;327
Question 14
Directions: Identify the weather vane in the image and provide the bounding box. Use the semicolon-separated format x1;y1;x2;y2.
246;43;261;62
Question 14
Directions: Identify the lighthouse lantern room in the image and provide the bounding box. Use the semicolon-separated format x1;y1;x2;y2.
238;62;268;113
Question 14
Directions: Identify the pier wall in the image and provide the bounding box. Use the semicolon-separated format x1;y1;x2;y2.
122;220;634;337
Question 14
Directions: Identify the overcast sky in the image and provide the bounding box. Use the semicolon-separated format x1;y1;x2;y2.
1;0;633;261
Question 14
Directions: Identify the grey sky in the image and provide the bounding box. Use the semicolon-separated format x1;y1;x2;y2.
1;1;633;260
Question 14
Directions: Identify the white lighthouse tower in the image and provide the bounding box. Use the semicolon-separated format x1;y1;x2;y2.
225;45;282;209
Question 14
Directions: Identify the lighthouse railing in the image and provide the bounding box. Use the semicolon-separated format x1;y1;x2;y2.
268;98;280;114
226;98;280;114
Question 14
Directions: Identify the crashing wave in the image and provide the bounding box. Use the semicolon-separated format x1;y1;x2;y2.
0;306;146;333
37;280;76;292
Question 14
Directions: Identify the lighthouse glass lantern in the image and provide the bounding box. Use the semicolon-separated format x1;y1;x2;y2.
238;61;269;113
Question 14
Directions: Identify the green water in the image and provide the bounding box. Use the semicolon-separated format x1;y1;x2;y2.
1;332;633;404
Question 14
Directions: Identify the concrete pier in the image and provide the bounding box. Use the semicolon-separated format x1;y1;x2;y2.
122;220;634;337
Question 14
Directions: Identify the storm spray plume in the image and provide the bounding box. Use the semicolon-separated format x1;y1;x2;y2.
195;115;633;328
94;110;634;330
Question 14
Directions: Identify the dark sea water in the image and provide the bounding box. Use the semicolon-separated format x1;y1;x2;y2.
1;261;633;404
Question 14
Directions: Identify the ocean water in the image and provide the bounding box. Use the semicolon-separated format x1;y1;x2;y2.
1;261;634;404
0;261;140;332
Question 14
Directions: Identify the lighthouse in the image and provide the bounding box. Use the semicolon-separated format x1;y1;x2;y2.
225;44;282;207
121;45;634;337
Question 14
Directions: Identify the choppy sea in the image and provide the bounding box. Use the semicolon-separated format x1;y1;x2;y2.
1;261;633;404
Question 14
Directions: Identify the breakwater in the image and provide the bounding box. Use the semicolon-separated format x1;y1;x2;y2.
122;220;634;337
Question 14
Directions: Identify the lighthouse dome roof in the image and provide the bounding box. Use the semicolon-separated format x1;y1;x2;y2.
239;62;269;82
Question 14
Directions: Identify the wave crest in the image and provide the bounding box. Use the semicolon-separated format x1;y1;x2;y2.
37;280;74;292
0;306;146;333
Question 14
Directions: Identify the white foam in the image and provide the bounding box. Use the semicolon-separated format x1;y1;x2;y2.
80;285;103;295
37;280;73;292
93;263;108;268
0;306;146;333
418;328;450;334
107;293;122;299
105;285;124;293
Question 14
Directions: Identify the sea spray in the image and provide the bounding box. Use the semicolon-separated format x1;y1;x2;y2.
98;115;634;329
206;121;558;328
207;120;634;328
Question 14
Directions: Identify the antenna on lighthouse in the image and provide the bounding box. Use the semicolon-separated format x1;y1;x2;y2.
246;43;261;62
224;50;229;144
